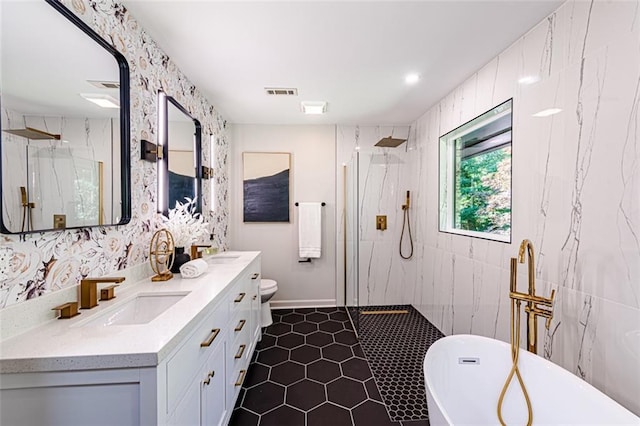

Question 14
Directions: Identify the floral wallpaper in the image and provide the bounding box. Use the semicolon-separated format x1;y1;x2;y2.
0;0;229;308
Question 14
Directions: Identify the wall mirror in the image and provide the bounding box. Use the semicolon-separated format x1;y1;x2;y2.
0;0;131;234
158;92;202;215
439;99;512;243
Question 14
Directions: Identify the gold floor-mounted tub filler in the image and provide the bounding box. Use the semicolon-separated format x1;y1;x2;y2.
497;239;555;426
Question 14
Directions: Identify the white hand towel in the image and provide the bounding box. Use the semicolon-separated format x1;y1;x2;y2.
179;258;208;278
298;202;322;258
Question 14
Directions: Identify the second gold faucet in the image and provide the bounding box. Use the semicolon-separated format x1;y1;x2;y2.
509;239;555;353
80;277;125;309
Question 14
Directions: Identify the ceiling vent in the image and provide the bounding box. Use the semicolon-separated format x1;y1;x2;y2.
265;87;298;96
87;80;120;89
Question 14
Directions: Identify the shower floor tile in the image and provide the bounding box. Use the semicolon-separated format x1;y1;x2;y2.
229;307;430;426
354;305;445;422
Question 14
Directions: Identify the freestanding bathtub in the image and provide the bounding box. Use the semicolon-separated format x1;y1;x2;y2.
424;334;639;425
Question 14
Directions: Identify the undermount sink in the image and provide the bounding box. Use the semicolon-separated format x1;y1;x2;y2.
206;254;240;264
78;292;190;327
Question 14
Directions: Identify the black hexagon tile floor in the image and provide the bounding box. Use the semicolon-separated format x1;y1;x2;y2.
229;307;435;426
354;305;445;422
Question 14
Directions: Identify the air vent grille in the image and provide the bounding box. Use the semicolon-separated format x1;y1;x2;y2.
88;80;120;89
265;87;298;96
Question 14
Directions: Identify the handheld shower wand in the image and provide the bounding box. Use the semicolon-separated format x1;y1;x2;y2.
400;191;413;259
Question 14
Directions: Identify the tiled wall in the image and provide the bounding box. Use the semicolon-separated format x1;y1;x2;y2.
411;0;640;414
1;112;119;231
0;0;229;308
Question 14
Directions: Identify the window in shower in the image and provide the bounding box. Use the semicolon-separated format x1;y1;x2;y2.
439;99;512;243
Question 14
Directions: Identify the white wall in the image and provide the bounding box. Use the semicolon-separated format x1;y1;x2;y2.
229;124;337;308
410;0;640;415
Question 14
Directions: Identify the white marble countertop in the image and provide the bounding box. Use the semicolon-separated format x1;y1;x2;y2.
0;251;260;374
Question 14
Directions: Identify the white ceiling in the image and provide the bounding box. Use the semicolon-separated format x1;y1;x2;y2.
2;1;120;118
123;1;563;125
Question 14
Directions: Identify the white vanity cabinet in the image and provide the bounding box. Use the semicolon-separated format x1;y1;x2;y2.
225;264;261;415
166;295;228;425
164;255;261;425
168;340;226;426
249;271;262;350
0;252;261;426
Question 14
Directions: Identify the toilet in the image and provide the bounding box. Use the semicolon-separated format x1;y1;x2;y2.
259;279;278;327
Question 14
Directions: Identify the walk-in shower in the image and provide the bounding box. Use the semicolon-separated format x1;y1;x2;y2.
342;126;414;335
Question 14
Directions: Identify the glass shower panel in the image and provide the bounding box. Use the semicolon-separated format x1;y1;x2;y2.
27;145;102;229
345;152;360;333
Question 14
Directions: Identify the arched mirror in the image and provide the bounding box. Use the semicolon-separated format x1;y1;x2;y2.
158;92;202;215
0;0;131;234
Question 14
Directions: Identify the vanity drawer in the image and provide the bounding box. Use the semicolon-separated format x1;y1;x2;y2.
228;318;251;367
229;278;250;313
226;325;250;412
166;301;228;414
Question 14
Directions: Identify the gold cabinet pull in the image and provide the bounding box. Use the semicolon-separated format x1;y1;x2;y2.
200;328;220;347
235;344;246;359
203;370;215;386
235;319;246;332
235;370;246;386
234;292;246;303
251;273;260;280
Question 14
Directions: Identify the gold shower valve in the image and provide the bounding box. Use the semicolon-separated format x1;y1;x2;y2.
376;215;387;231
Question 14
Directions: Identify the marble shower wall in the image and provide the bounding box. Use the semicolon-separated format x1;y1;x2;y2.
411;0;640;414
336;125;417;306
0;0;229;308
1;111;119;231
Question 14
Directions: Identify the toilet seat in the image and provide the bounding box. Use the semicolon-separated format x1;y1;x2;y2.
260;279;278;293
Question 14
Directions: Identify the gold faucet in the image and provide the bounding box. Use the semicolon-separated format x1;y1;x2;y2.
80;277;125;309
498;239;555;425
509;239;555;353
190;244;211;260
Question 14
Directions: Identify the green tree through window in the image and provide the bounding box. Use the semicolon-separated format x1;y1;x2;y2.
455;146;511;235
439;99;512;242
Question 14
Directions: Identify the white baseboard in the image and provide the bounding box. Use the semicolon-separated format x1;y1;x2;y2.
270;299;337;310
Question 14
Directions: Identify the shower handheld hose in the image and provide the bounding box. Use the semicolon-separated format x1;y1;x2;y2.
399;191;413;259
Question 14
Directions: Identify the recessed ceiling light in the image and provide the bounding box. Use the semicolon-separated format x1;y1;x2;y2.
80;93;120;108
301;101;327;115
518;75;541;85
405;73;420;84
532;108;562;117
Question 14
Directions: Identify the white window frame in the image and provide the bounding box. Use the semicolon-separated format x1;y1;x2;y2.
438;99;513;243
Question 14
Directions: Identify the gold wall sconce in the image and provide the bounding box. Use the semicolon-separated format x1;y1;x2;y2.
141;139;163;162
202;166;213;179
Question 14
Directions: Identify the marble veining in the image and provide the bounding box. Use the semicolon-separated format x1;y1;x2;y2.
408;0;640;415
560;0;599;291
337;125;415;307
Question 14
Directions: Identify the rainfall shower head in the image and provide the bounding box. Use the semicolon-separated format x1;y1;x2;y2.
374;137;407;148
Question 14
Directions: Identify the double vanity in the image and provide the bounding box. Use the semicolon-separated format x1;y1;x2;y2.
0;251;261;426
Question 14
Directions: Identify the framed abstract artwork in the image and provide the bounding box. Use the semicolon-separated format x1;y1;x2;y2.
243;152;291;222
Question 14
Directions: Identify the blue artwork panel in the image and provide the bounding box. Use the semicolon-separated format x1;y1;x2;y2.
243;152;290;222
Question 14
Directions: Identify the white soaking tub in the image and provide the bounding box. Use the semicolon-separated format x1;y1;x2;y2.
424;334;639;425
